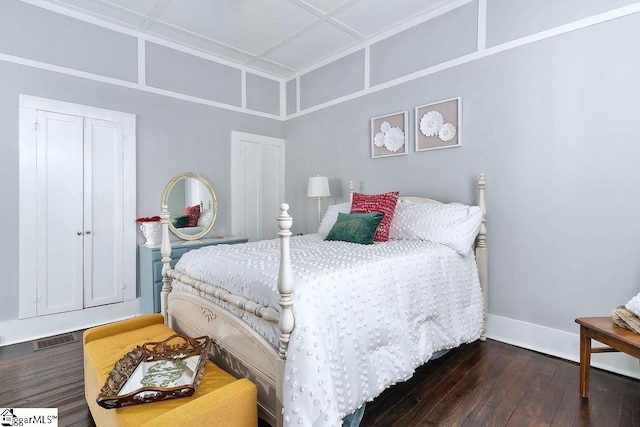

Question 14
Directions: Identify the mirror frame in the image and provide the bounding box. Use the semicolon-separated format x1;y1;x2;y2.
161;172;218;241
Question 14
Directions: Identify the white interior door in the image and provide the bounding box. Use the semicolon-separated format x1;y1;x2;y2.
83;118;124;307
36;111;84;315
231;132;285;241
19;95;137;320
260;143;284;239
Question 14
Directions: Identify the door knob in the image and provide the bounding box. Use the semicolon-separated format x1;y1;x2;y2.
77;231;82;235
85;230;91;234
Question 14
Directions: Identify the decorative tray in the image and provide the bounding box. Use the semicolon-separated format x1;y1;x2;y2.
97;334;212;409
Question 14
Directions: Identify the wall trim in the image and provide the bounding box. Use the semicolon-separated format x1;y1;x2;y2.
0;51;281;120
241;70;247;109
477;0;487;51
279;79;286;117
291;0;475;81
286;2;640;119
0;299;141;347
487;314;640;380
20;0;283;81
12;1;640;123
137;38;146;85
296;77;301;114
363;46;370;89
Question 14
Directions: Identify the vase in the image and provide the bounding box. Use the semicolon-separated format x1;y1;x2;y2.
140;221;161;246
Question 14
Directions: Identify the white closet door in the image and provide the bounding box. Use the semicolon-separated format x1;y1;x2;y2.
260;143;284;239
36;111;84;315
235;141;261;241
20;95;137;321
231;132;285;242
83;118;124;307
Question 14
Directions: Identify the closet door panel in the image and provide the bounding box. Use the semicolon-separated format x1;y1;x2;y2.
235;141;261;241
20;95;137;322
260;143;284;240
36;111;84;315
231;132;285;243
83;118;124;307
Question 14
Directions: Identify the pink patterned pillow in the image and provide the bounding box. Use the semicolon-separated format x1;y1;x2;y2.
184;204;201;227
350;191;399;242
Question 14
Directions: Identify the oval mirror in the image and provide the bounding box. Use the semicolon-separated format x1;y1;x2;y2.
161;173;218;240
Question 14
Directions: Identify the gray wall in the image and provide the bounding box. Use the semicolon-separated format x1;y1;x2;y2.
146;42;242;106
370;1;478;86
246;73;280;115
0;0;137;81
300;50;365;109
285;10;640;335
486;0;639;47
4;0;640;349
0;2;284;323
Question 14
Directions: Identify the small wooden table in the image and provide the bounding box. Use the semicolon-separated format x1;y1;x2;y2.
575;317;640;397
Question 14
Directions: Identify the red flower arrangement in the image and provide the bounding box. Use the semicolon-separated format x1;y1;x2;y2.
135;216;161;223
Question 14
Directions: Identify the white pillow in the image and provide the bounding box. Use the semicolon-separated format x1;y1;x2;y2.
317;202;351;234
197;209;213;227
389;199;483;255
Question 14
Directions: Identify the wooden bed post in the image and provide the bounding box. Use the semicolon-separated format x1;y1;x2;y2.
349;180;354;202
160;204;173;321
476;174;488;341
277;203;294;359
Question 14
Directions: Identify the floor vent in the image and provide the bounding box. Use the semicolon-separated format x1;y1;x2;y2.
33;332;79;351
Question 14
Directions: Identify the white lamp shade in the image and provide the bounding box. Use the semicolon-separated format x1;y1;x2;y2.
307;176;330;197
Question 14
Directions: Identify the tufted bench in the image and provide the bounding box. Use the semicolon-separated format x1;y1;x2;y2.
83;314;257;427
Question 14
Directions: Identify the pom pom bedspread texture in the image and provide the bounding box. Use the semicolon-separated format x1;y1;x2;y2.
174;234;484;426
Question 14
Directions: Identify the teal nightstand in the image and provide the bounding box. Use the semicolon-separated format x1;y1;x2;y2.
138;236;248;314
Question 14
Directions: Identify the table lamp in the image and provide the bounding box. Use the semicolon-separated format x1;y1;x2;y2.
307;175;330;227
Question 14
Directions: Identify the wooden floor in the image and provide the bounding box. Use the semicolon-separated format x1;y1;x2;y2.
1;336;639;426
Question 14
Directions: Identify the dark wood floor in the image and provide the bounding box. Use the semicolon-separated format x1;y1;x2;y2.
1;336;639;426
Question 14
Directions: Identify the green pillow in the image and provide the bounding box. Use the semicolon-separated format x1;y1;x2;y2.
324;212;385;245
171;215;190;228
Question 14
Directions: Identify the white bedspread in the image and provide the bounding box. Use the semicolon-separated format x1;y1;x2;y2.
174;234;483;427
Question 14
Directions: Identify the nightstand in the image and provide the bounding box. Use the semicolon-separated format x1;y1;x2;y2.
139;237;248;314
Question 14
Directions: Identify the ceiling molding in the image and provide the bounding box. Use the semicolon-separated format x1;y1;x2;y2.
290;0;474;79
286;2;640;120
27;0;476;79
138;0;171;31
20;0;288;81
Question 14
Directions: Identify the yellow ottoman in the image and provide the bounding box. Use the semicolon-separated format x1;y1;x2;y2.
83;314;257;427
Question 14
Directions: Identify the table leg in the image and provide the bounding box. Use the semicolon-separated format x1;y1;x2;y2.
579;325;591;398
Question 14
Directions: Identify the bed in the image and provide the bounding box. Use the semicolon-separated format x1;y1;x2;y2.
158;174;488;427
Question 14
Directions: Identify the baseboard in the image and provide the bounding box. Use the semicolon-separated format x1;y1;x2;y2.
2;307;638;380
0;299;141;347
487;313;640;380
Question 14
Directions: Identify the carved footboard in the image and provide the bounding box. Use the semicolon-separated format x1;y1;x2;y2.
159;203;295;426
164;289;283;425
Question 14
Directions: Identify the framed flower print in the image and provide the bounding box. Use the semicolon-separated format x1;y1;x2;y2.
415;97;461;151
371;111;408;158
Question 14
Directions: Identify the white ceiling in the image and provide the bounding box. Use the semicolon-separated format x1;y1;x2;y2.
40;0;461;79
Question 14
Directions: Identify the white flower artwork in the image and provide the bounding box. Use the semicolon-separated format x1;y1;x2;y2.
383;126;405;152
371;111;408;158
419;110;444;137
415;97;461;151
372;119;405;152
373;132;385;147
438;123;457;142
